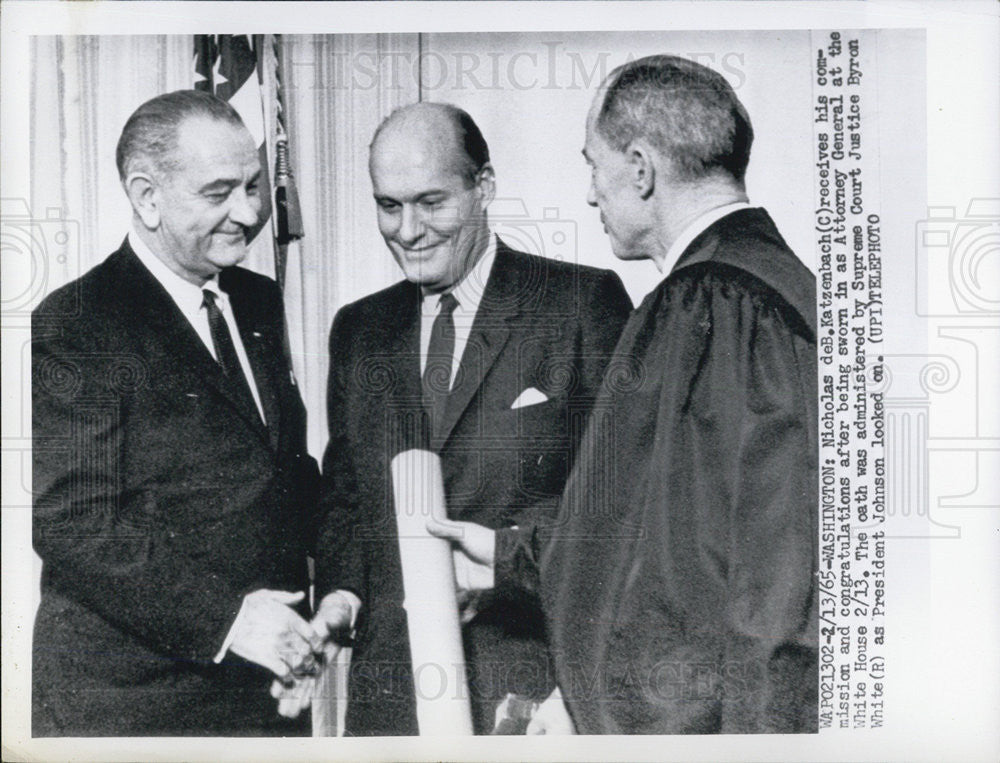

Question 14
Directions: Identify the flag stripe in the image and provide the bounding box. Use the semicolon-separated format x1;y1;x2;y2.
229;75;267;146
215;36;256;101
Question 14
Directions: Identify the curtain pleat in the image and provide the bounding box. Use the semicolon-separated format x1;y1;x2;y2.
279;33;420;454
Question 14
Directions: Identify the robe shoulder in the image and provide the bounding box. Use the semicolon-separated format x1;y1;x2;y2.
657;257;815;345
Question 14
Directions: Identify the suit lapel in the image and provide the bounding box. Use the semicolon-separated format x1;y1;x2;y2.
116;243;271;449
435;246;518;445
223;273;281;452
383;281;427;451
392;283;424;397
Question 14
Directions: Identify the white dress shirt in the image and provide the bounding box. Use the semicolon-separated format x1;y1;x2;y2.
662;202;754;276
418;233;497;386
129;228;266;423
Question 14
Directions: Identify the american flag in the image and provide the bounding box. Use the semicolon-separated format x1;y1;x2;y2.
194;34;303;281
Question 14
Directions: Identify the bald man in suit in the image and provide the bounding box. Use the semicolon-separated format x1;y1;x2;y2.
312;103;632;734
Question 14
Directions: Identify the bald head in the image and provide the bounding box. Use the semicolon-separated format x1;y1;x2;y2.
368;103;496;293
370;102;490;187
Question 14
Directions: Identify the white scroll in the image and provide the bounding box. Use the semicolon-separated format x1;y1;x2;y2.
390;449;474;736
311;644;351;736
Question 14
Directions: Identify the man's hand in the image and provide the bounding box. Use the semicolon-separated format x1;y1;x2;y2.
426;517;495;565
426;517;496;592
269;591;357;719
227;589;322;683
526;688;576;735
270;672;317;718
311;591;356;644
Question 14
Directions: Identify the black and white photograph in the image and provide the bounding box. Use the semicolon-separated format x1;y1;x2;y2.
2;2;998;761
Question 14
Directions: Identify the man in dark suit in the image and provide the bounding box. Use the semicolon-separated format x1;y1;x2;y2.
530;55;818;734
31;90;352;736
310;102;632;735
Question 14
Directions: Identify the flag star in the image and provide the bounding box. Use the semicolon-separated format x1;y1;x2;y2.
193;52;208;85
212;51;229;88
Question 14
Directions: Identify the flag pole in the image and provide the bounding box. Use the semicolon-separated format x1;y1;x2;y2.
270;34;304;292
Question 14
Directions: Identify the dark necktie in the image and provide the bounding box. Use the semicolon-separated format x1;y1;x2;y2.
423;292;460;435
202;289;260;421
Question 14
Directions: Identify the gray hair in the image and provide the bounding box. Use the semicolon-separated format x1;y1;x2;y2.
115;89;245;181
596;55;753;183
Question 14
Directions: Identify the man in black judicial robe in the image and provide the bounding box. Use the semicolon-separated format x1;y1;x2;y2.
446;55;818;734
538;203;818;734
539;54;819;735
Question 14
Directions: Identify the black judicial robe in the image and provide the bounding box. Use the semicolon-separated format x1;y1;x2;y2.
539;208;818;734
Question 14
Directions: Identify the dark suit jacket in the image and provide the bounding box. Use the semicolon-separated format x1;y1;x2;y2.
315;239;632;735
32;240;319;736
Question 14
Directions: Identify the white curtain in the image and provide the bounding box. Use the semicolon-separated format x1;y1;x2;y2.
31;36;193;280
277;33;419;454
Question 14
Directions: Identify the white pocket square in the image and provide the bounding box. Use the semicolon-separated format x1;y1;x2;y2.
510;387;549;409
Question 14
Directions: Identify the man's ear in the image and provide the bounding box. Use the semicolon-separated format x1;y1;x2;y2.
627;142;655;200
475;163;496;210
124;172;161;230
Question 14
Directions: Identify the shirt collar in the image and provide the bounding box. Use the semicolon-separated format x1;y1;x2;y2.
663;202;754;275
423;232;497;317
129;224;223;312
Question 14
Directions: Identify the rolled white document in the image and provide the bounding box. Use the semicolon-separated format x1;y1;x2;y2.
311;644;351;737
390;449;474;736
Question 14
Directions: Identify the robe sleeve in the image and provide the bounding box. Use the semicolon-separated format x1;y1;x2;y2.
668;268;817;733
493;270;632;599
493;523;543;598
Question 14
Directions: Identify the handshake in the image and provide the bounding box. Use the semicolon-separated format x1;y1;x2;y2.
224;518;495;721
226;589;357;719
